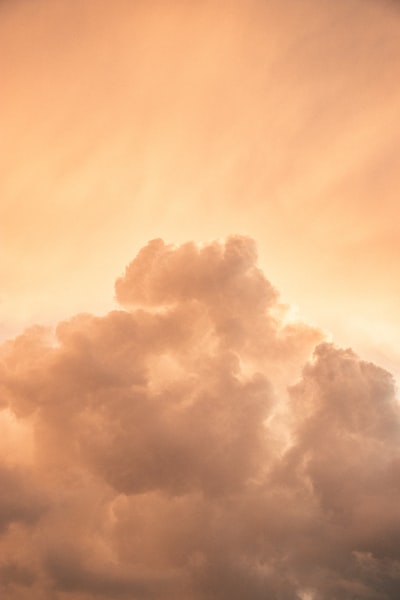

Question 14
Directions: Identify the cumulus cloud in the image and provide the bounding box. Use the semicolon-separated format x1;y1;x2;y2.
0;236;399;599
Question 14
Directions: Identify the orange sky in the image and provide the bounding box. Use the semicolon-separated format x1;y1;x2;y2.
1;0;400;381
1;5;400;595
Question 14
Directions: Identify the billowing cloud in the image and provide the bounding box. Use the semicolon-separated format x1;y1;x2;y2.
0;236;399;599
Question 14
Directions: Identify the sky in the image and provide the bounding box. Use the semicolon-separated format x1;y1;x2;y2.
0;0;400;598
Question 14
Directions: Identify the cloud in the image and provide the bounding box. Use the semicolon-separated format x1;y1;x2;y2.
0;464;46;533
0;236;399;599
